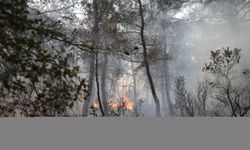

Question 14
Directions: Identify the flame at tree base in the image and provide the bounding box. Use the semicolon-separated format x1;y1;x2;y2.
107;96;135;111
108;101;121;110
92;101;99;109
91;96;135;113
122;96;134;110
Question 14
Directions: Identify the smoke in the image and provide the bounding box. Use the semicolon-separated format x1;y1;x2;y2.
28;0;250;116
171;0;250;90
139;0;250;116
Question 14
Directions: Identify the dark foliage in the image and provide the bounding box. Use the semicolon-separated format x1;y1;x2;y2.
0;0;88;117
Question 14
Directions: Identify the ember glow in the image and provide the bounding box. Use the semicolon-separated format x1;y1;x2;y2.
122;96;134;110
92;101;99;109
108;101;121;110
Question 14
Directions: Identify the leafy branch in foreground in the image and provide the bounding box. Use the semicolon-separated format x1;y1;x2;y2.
0;0;88;117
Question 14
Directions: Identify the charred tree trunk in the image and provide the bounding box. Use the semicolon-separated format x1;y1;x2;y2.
138;0;161;117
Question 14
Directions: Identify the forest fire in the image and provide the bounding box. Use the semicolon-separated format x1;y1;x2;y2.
122;96;134;110
108;102;121;110
107;96;134;111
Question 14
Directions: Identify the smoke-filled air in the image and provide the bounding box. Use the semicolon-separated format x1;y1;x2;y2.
1;0;250;117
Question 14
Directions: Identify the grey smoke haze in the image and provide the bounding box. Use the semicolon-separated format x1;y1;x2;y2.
141;1;250;116
27;0;250;116
171;1;250;90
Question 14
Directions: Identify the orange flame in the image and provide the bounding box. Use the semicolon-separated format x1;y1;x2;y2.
92;101;99;109
108;101;120;110
123;96;134;110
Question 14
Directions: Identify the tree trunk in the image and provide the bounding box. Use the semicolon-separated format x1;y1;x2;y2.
99;0;114;116
202;99;206;117
93;0;105;116
138;0;161;117
82;54;95;116
163;52;174;116
161;85;167;116
96;52;105;116
130;54;138;115
101;53;109;116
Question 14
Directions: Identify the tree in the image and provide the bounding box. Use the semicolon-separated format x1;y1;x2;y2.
81;0;136;117
137;0;161;116
203;47;250;117
0;0;87;117
195;77;214;117
174;76;194;117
